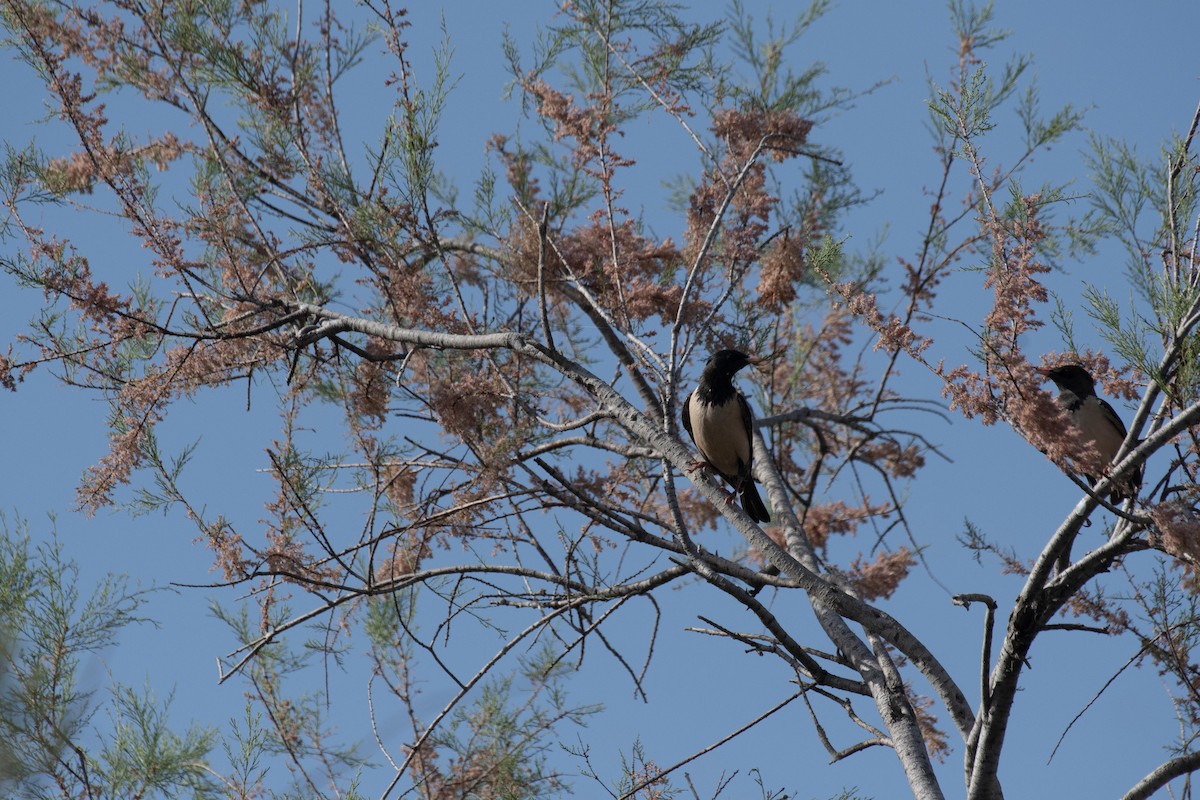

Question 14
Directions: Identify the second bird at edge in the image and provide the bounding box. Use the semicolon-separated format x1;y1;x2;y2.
1038;363;1142;502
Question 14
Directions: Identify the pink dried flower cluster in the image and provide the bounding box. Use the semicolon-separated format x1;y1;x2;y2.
683;107;813;287
845;548;916;601
383;463;417;513
830;282;931;358
374;531;433;584
45;134;183;194
523;78;626;176
1063;585;1131;633
502;207;689;326
1153;499;1200;589
711;107;814;165
802;498;892;551
980;207;1050;341
262;529;342;586
622;276;685;323
908;685;951;763
201;517;251;583
556;218;682;320
19;2;174;104
0;359;11;391
0;348;24;391
858;439;927;479
937;363;1000;423
429;372;509;442
349;340;393;425
487;134;540;200
757;230;807;311
33;241;141;336
77;423;146;514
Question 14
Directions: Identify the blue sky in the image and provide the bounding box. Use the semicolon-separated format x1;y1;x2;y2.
2;1;1199;798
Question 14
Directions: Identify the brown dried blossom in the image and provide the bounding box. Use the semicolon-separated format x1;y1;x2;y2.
262;527;342;586
43;134;184;194
981;202;1050;341
1153;499;1200;590
711;107;813;166
429;372;510;443
522;78;626;175
908;685;951;763
802;498;891;551
488;133;541;201
674;488;724;534
1012;365;1087;451
382;463;417;512
681;108;812;279
560;220;676;288
622;275;684;322
937;363;999;423
681;176;721;267
935;196;1062;441
501;206;690;327
1062;585;1132;633
151;342;220;397
625;758;672;800
857;439;926;479
830;281;932;358
845;548;916;601
350;341;394;425
0;351;18;391
35;242;136;332
380;251;451;328
72;337;267;513
748;524;789;570
374;531;432;584
758;230;807;311
501;213;545;287
77;422;146;514
200;517;251;583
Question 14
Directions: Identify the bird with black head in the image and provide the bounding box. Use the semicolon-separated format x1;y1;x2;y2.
681;349;771;523
1038;363;1141;503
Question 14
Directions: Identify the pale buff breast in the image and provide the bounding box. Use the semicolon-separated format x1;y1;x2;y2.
686;392;751;478
1072;397;1125;464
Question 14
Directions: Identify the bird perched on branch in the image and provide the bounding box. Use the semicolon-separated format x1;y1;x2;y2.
682;349;771;522
1038;363;1141;503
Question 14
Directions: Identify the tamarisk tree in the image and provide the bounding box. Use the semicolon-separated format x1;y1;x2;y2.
1;1;1198;798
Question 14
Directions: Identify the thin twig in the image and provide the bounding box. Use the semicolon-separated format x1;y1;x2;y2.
617;692;803;800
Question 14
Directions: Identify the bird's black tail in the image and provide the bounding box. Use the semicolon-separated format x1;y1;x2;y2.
740;481;770;523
